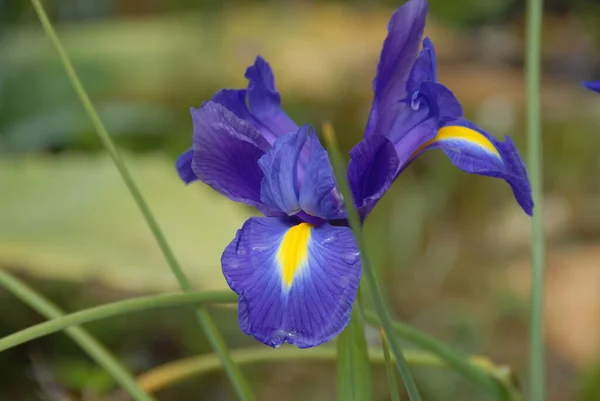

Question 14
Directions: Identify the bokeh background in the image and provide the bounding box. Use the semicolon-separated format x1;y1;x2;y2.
1;0;600;400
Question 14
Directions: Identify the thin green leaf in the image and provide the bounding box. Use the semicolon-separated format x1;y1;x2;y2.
336;308;372;401
0;270;153;401
0;291;238;352
381;329;401;401
29;1;254;399
525;0;546;399
322;122;421;401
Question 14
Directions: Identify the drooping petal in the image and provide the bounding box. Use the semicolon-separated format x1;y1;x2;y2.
176;148;197;184
190;101;277;212
298;134;344;220
245;56;299;139
406;37;437;94
365;0;428;138
258;127;307;215
222;217;361;348
583;80;600;93
411;118;533;215
347;134;399;215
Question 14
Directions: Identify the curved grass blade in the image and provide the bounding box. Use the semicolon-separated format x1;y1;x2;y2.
0;291;238;352
28;1;254;399
336;307;372;401
129;347;445;396
0;270;154;401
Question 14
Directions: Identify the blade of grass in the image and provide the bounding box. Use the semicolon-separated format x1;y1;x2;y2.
0;291;237;352
381;329;401;401
132;347;446;396
0;270;154;401
29;1;253;400
363;311;513;399
322;122;421;401
525;0;546;399
336;307;372;401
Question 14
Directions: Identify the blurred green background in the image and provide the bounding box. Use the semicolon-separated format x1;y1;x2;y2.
1;0;600;400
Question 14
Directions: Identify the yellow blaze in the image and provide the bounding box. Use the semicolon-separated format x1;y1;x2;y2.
277;223;312;288
414;125;501;158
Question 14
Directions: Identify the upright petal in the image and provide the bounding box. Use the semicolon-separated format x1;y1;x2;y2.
258;127;307;215
245;56;299;139
366;0;428;137
189;101;276;212
298;134;344;220
583;80;600;93
411;118;533;215
406;37;437;94
222;217;361;348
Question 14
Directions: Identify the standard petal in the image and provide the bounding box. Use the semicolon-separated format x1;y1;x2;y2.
176;148;197;184
412;118;533;215
258;127;308;215
347;135;399;215
583;80;600;93
298;134;344;220
245;56;299;138
222;217;361;348
190;101;274;210
365;0;428;138
406;37;437;94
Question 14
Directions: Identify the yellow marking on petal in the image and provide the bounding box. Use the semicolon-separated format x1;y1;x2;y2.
277;223;312;288
412;125;501;158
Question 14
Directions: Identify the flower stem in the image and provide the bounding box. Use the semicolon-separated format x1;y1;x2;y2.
525;0;546;398
0;270;153;401
323;123;421;401
29;1;254;400
0;290;237;352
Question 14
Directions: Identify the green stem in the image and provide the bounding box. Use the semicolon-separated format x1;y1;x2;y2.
134;347;445;396
363;311;512;399
525;0;545;399
323;123;421;401
29;1;253;400
0;291;238;352
0;270;154;401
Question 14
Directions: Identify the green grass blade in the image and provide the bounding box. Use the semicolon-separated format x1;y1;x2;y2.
0;270;154;401
0;291;238;352
336;307;373;401
363;311;511;399
29;1;253;399
381;329;401;401
322;123;421;401
132;347;449;396
525;0;546;399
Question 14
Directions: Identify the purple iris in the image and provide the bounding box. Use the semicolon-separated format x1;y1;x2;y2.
583;81;600;93
176;0;533;349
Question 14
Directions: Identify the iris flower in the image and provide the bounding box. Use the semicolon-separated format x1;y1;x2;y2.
583;81;600;93
176;0;532;349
